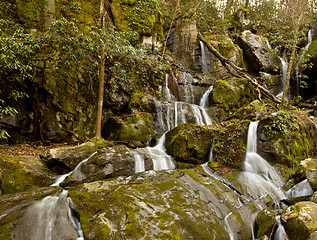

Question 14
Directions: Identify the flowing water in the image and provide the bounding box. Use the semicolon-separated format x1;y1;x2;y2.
200;41;209;73
276;57;288;99
296;30;313;96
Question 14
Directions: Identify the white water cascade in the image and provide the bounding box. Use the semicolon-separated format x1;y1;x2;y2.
276;57;288;99
51;151;97;187
164;73;173;102
200;41;209;73
13;190;84;240
199;85;213;107
239;122;285;203
296;29;313;96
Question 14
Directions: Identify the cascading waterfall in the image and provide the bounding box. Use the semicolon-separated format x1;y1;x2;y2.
51;151;97;187
296;30;313;96
276;56;288;99
286;179;314;197
199;85;213;107
200;41;209;73
133;85;214;173
164;73;173;102
239;122;285;203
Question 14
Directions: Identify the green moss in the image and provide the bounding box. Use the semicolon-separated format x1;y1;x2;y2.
111;0;163;41
307;39;317;57
0;155;52;194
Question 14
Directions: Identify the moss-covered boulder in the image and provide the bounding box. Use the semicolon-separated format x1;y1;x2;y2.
102;112;154;147
236;30;280;74
165;124;213;165
301;158;317;191
257;111;317;179
60;145;136;187
256;209;278;239
232;100;269;120
0;154;55;194
69;167;267;240
210;77;257;121
281;201;317;240
311;192;317;204
111;0;163;43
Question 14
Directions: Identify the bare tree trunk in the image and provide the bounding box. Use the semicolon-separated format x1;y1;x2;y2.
96;0;106;140
245;0;250;8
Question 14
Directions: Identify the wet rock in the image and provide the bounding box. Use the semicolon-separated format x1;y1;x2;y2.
0;186;60;217
236;30;280;74
281;201;317;240
282;196;312;206
256;209;277;238
0;154;55;194
61;145;136;187
47;139;113;171
301;159;317;191
165;124;213;165
69;168;267;240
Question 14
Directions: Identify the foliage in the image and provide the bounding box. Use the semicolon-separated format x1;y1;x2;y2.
263;111;299;138
0;19;41;138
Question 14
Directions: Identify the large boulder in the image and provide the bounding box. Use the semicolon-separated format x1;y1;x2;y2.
256;209;278;239
281;201;317;240
301;158;317;191
236;30;280;74
69;168;269;240
165;124;213;165
60;145;138;187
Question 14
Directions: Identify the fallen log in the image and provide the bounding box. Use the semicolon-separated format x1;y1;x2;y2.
198;32;281;105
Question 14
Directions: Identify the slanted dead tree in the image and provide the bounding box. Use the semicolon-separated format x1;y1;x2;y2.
198;32;281;105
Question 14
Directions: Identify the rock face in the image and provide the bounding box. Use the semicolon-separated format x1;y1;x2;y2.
69;168;268;240
301;158;317;191
166;20;199;70
257;111;317;177
210;77;257;121
281;201;317;240
236;30;279;74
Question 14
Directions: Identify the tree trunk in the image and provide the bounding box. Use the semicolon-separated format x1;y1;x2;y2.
95;0;106;140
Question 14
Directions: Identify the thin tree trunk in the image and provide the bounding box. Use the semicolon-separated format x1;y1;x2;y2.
96;0;106;139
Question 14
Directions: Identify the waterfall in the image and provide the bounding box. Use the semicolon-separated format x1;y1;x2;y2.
276;56;288;99
200;41;208;73
296;29;313;96
51;151;97;187
134;152;145;173
239;122;285;203
265;39;272;50
199;85;213;107
14;190;84;240
164;73;173;101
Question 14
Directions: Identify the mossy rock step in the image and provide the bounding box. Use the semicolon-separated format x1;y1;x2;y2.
69;167;263;239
